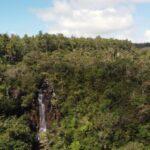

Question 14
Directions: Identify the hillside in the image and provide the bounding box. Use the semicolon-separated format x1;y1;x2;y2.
0;33;149;150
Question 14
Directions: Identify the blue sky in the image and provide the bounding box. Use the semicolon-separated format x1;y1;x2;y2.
0;0;49;35
0;0;150;42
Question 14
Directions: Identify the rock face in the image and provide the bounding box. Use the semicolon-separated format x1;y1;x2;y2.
29;79;61;149
37;79;59;149
8;87;21;99
38;92;47;132
39;79;61;129
40;79;54;129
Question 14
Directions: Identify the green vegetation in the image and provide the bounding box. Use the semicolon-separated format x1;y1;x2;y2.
0;32;149;149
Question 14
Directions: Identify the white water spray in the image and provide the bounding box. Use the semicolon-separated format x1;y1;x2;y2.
38;92;47;132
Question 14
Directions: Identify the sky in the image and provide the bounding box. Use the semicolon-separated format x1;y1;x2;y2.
0;0;150;42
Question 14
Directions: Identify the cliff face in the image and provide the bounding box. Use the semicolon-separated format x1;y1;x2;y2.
40;79;53;129
6;78;60;136
42;79;61;129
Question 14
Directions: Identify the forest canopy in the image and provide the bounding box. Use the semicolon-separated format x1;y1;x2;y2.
0;32;149;150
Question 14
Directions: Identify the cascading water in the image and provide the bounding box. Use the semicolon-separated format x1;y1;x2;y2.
38;92;47;132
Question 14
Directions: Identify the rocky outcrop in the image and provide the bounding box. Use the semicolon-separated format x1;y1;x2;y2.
39;79;61;129
28;79;61;149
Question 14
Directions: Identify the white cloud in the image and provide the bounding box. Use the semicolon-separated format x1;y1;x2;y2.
144;30;150;41
33;0;150;40
131;0;150;3
64;0;150;9
48;9;133;37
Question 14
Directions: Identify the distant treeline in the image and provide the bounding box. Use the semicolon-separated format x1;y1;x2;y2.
0;32;132;64
134;43;150;48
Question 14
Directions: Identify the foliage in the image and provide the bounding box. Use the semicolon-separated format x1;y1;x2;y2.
0;33;149;149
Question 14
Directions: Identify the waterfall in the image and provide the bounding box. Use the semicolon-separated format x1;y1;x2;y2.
38;92;47;132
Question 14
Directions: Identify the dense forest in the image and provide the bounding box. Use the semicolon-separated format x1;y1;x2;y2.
0;32;149;150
